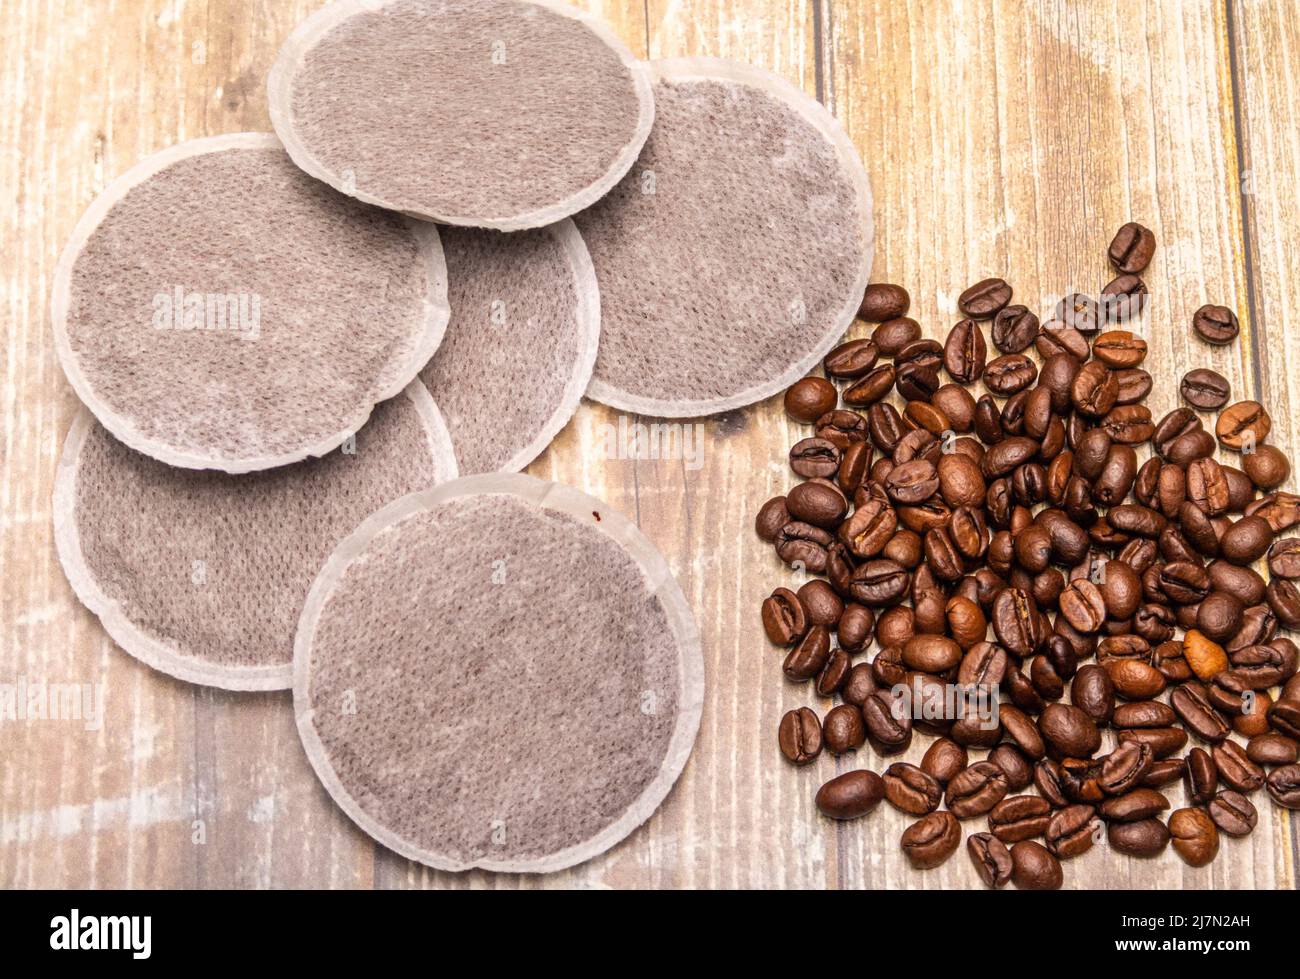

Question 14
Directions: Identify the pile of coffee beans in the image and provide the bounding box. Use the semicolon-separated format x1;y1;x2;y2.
758;222;1300;888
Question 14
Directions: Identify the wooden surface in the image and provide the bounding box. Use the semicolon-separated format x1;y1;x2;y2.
1;0;1298;889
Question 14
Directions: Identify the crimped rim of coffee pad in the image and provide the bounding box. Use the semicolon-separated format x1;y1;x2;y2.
267;0;655;230
293;473;704;872
53;382;458;692
420;218;600;474
579;57;874;417
52;132;450;473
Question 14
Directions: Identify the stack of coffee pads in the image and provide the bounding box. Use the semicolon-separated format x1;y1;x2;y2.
52;0;873;872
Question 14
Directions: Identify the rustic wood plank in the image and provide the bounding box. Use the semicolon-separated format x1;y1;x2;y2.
1230;0;1300;889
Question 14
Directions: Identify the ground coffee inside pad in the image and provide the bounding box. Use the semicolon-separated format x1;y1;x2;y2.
269;0;654;230
53;133;448;473
420;220;599;474
574;58;874;417
54;382;457;691
294;474;703;871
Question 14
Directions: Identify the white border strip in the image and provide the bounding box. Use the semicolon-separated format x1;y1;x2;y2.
584;57;875;418
51;132;451;473
52;381;458;692
267;0;656;231
292;472;704;873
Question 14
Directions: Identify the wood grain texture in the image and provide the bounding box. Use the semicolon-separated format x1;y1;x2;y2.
0;0;1296;889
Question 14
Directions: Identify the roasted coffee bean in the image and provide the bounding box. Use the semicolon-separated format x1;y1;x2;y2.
901;635;962;675
943;318;988;385
1072;361;1120;418
783;625;831;681
1057;293;1101;333
1208;790;1258;837
1045;804;1097;859
778;707;822;764
883;763;943;815
1183;630;1229;682
1093;331;1148;369
1265;764;1300;809
848;559;910;606
859;283;910;322
1105;658;1167;700
775;521;833;573
1100;274;1148;323
968;832;1014;888
1180;368;1231;410
1119;726;1188;759
841;366;893;409
789;437;841;479
1169;808;1219;867
984;354;1038;396
1217;401;1272;451
1114;367;1153;405
839;497;896;559
894;361;935;397
1197;591;1244;644
872;316;922;356
875;607;916;650
1099;741;1154;796
862;688;913;755
1184;747;1219;804
886;459;940;505
901;811;962;869
1037;322;1091;361
991;587;1040;657
823;703;867;755
755;496;791;542
992;305;1040;354
785;377;837;423
1171;683;1231;744
1247;732;1299;766
762;587;808;645
1010;840;1063;890
1234;688;1274;737
835;441;872;495
815;409;869;451
1192;304;1240;345
824;338;880;378
841;663;878;707
921;737;969;786
1267;579;1300;628
1100;787;1170;823
1071;663;1116;726
1212;740;1265;793
1109;222;1157;274
1142;757;1188;789
1113;701;1177;729
1039;703;1102;759
946;761;1011;818
989;744;1034;792
1108;817;1170;857
816;769;885;819
1210;560;1266;605
1059;579;1107;633
1220;515;1273;565
786;479;848;529
1244;444;1290;490
933;383;977;433
988;795;1052;843
1033;759;1068;807
836;604;875;656
959;277;1012;319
